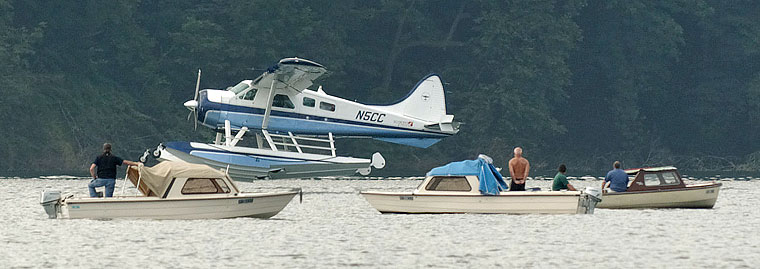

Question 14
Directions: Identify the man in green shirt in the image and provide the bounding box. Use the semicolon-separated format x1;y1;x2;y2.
552;164;576;191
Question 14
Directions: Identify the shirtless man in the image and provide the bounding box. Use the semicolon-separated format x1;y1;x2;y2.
508;147;530;191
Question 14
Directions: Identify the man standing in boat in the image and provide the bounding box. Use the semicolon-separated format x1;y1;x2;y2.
508;147;530;191
88;143;141;197
602;161;628;192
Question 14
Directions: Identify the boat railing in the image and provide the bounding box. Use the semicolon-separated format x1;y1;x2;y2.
262;130;336;157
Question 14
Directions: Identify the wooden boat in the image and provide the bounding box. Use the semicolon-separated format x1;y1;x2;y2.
597;166;721;209
40;161;299;219
361;157;602;214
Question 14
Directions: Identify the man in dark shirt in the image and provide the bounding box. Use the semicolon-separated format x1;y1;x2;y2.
552;164;577;191
88;143;140;197
602;161;629;192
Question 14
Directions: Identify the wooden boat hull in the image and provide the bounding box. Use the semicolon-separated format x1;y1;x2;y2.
59;191;298;219
360;191;598;214
597;183;721;209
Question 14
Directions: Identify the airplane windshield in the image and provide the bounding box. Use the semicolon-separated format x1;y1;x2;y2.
229;82;250;94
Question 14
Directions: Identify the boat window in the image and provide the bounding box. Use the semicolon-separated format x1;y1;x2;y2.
182;178;224;194
319;101;335;112
643;174;661;186
662;172;680;185
241;88;258;100
214;179;231;193
303;97;316;107
229;81;250;94
273;94;295;109
425;176;471;191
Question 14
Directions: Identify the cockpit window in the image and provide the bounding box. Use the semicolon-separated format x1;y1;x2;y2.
273;94;295;109
182;178;227;194
425;176;471;191
242;89;257;100
644;174;661;186
662;172;680;185
229;82;250;94
303;97;316;107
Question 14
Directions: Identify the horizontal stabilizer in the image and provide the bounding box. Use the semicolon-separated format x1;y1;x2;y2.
373;137;441;148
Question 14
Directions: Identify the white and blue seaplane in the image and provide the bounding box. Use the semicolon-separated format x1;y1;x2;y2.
151;57;459;180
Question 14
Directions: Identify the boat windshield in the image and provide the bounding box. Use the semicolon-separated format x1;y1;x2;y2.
425;176;471;191
228;81;250;94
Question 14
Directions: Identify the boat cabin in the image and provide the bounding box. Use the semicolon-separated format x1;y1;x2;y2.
624;166;686;192
414;157;511;195
126;161;241;199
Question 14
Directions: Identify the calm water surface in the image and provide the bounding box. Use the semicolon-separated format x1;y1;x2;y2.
1;177;758;268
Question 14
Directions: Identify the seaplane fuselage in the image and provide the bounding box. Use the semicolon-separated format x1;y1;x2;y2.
190;59;459;148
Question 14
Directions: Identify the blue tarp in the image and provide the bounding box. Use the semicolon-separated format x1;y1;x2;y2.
426;156;508;195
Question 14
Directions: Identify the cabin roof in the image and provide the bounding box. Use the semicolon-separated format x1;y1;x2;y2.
128;161;226;196
624;166;678;175
425;156;507;195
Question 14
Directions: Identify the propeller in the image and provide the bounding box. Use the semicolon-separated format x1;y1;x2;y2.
184;69;201;130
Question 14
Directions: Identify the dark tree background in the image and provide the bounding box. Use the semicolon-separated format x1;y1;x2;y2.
1;0;759;176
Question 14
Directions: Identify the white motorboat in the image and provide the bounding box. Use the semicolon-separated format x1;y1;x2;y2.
597;166;721;209
361;156;602;214
40;161;299;219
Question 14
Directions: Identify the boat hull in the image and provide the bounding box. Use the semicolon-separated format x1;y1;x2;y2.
360;191;597;214
158;142;370;180
597;183;721;209
59;191;298;220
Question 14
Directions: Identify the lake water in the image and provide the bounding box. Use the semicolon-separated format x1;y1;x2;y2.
1;176;758;268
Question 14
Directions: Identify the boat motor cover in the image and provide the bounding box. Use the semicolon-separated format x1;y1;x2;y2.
128;161;226;196
426;156;508;195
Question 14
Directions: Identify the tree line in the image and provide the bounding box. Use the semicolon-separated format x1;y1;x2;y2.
1;0;758;176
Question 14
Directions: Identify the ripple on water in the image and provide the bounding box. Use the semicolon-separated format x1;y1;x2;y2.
0;178;759;267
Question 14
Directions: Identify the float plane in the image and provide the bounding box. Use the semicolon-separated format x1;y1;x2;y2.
150;57;460;180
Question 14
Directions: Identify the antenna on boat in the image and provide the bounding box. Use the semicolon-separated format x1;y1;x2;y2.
225;164;230;176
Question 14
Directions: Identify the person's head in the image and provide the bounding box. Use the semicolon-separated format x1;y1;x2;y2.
513;147;523;157
613;161;621;169
558;164;566;173
103;143;112;156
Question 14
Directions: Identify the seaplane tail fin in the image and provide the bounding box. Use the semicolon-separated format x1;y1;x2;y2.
382;74;447;122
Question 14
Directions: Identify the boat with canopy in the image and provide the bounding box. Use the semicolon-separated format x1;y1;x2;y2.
360;155;602;214
40;161;299;219
597;166;721;209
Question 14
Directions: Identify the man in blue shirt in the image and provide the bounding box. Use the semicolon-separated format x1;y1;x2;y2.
602;161;628;192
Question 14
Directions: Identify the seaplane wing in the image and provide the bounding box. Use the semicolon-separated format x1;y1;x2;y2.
252;58;327;94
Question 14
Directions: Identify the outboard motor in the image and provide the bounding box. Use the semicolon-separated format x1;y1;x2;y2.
40;190;62;219
585;186;603;201
577;187;603;214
